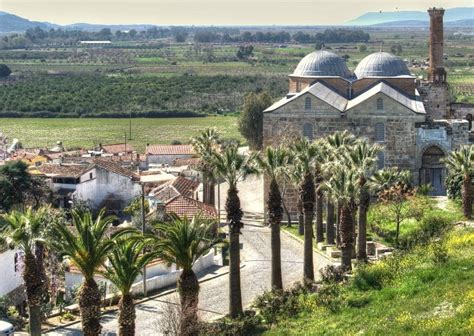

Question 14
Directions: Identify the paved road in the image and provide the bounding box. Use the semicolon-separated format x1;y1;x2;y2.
48;175;332;335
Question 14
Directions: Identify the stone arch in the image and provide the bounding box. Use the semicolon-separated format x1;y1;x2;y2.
419;144;447;196
466;113;472;131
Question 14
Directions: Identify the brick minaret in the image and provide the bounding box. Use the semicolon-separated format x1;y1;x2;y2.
428;8;447;83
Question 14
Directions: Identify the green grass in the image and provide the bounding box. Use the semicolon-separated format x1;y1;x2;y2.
263;228;474;335
0;116;242;152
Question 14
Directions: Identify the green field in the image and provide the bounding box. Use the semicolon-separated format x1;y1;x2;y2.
0;116;242;152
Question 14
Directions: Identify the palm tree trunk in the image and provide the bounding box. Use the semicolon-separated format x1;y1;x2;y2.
357;186;370;262
178;269;200;336
463;174;472;219
340;205;354;272
268;178;283;290
326;201;335;245
208;179;216;206
315;193;324;243
297;199;304;235
79;278;102;336
301;172;315;284
226;186;243;318
336;202;342;247
118;293;135;336
23;253;44;336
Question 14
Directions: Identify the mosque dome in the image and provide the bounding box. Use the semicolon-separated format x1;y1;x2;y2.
355;52;410;78
292;51;352;78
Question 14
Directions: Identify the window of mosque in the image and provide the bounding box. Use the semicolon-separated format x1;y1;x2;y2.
375;122;385;142
377;151;385;169
305;97;311;110
377;97;383;110
303;123;313;140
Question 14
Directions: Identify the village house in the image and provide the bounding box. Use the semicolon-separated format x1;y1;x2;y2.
145;144;195;166
37;159;141;213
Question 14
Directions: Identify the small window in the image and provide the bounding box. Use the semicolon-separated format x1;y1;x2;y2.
377;97;383;110
305;97;311;110
377;151;385;169
89;173;93;179
375;122;385;142
303;123;313;140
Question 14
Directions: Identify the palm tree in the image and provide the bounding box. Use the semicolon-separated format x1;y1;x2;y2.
291;138;318;284
210;145;257;318
100;237;155;336
0;208;48;336
444;145;474;219
313;139;328;244
370;168;412;195
150;215;223;335
191;128;220;206
325;131;356;246
256;146;289;290
286;163;305;235
51;210;130;336
324;165;359;271
346;139;381;262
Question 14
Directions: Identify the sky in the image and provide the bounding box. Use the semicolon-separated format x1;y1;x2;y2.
1;0;472;25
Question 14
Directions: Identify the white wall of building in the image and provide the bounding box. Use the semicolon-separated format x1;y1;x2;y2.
74;167;140;211
0;249;23;296
147;154;194;166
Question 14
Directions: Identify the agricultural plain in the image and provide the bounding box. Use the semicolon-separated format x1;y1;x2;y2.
0;116;242;152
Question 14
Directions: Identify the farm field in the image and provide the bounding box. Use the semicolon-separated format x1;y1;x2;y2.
0;116;242;152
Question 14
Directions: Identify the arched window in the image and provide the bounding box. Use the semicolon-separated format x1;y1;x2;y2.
377;97;383;110
377;151;385;170
303;123;313;140
375;122;385;142
305;97;312;110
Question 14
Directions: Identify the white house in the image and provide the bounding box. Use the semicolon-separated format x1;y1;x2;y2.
145;144;195;166
0;248;24;298
38;159;141;213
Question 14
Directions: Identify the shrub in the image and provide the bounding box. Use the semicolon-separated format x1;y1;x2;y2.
61;311;76;322
252;283;308;325
199;311;261;336
315;284;344;312
431;239;449;264
319;265;345;284
352;261;393;290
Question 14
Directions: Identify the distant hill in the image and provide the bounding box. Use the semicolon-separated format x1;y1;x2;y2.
370;18;474;28
347;7;474;26
0;11;155;33
0;11;58;32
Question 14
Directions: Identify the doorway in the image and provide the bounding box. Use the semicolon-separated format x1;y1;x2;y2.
420;146;446;196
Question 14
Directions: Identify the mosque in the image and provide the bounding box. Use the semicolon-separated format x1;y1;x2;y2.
263;7;472;213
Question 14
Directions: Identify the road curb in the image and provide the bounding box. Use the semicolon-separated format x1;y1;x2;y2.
281;229;338;264
44;264;243;334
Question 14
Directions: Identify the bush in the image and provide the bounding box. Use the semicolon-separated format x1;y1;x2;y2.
252;283;308;325
431;239;449;264
353;261;393;290
0;64;11;77
199;311;261;336
319;265;345;284
315;284;344;312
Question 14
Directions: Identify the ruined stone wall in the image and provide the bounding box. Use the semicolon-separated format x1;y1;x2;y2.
419;82;450;119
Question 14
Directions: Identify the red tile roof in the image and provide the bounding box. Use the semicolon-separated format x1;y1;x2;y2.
92;158;139;180
37;163;93;178
146;144;195;156
101;143;135;154
165;195;217;219
153;176;199;203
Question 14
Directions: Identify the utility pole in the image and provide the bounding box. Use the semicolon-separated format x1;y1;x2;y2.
140;182;147;296
129;111;132;140
124;131;127;153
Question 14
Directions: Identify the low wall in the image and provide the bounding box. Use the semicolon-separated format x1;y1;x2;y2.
65;250;218;298
131;250;216;295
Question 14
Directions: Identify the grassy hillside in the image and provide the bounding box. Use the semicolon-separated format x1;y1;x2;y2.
262;227;474;335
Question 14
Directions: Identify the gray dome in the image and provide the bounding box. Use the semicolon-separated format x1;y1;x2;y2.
355;52;410;78
292;51;352;78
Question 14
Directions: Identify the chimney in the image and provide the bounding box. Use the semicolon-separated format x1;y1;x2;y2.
428;7;447;83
